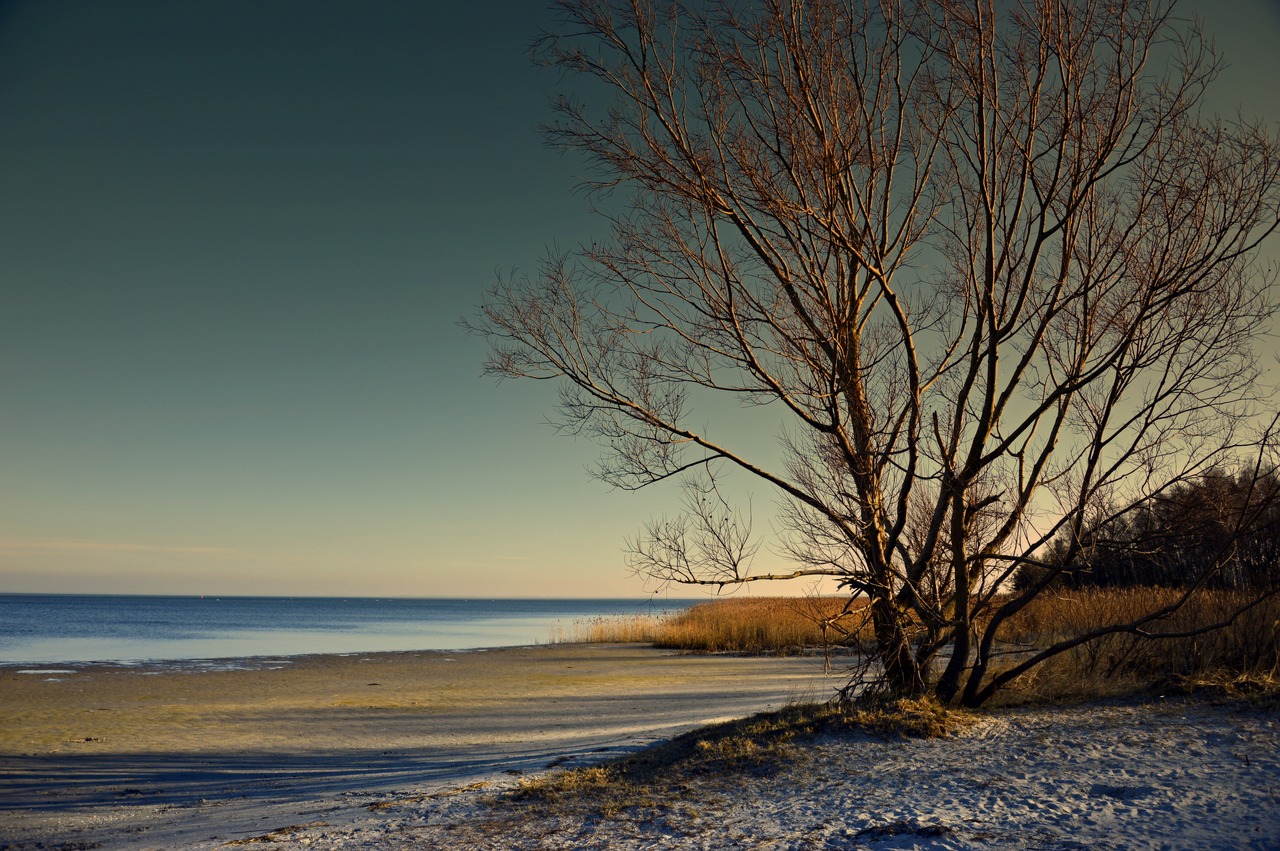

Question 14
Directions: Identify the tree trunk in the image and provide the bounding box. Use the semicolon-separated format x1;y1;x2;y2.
871;597;926;697
933;491;973;703
934;623;970;704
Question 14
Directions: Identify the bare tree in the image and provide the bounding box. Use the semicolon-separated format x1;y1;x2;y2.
475;0;1280;705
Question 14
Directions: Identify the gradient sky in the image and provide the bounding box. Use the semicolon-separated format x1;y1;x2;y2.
2;0;1278;598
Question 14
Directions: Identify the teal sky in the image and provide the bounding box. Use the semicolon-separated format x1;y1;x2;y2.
2;0;1278;598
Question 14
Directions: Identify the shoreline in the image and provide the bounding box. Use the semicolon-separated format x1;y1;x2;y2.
1;643;840;849
0;642;539;675
0;593;704;669
5;645;1278;849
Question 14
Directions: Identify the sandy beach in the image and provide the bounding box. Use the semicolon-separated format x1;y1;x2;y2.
0;644;839;848
3;645;1279;850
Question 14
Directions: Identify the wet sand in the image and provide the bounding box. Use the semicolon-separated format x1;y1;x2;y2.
0;644;838;848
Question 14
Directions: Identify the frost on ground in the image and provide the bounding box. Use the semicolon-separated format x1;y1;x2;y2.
254;698;1280;850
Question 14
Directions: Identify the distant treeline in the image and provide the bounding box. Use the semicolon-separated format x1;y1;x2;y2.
1017;469;1280;592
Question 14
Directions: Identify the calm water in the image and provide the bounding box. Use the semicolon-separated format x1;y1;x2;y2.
0;594;699;665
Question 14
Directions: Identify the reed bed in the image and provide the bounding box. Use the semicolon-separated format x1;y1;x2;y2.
564;597;871;653
561;614;671;645
997;587;1280;697
563;588;1280;700
654;597;872;653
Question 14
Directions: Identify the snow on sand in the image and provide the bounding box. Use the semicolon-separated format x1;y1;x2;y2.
211;698;1278;850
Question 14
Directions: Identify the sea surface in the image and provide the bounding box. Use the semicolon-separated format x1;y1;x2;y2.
0;594;700;665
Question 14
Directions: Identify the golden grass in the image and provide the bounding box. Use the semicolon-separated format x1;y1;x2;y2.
556;614;670;645
562;596;872;653
562;588;1280;703
979;588;1280;704
839;695;966;739
1005;588;1280;674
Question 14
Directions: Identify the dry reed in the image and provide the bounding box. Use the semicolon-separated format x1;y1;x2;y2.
563;597;871;653
996;587;1280;699
560;588;1280;701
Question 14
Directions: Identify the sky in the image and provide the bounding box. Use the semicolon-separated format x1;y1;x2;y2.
1;1;1278;599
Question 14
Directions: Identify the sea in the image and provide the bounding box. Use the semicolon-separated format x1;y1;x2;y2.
0;594;700;666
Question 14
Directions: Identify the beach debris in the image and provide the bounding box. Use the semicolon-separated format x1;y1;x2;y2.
856;820;954;840
115;787;161;798
223;822;329;845
1089;783;1154;800
366;781;489;811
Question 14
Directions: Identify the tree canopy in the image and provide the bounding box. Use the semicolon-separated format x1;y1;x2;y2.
1019;468;1280;592
476;0;1280;705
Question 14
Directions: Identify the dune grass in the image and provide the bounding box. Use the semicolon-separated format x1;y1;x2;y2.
512;695;966;816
